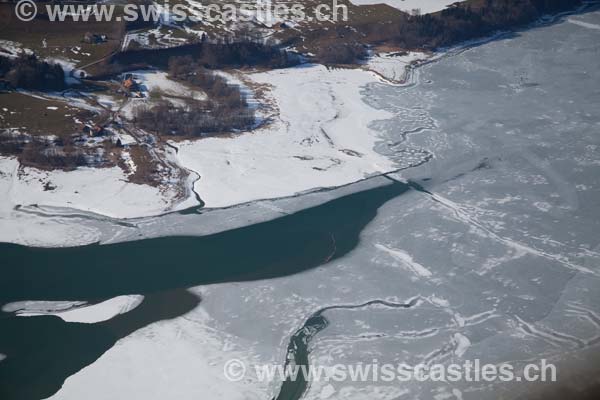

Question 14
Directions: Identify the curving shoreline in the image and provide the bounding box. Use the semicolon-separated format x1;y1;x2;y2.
0;3;597;249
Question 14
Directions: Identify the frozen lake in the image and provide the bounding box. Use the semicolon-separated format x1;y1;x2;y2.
1;6;600;400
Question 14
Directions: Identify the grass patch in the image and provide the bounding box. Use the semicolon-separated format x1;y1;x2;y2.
0;3;125;67
0;92;95;137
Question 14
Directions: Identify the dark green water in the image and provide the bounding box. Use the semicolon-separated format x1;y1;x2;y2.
273;298;419;400
0;179;409;400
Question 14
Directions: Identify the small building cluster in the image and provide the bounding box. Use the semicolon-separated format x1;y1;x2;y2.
82;124;104;137
119;74;144;98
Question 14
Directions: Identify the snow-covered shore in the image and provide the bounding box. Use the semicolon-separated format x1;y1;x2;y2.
0;157;181;219
0;58;425;245
364;51;429;84
176;64;397;208
0;157;186;246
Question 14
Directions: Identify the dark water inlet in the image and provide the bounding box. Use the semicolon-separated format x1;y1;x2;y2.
0;179;410;400
0;289;200;400
273;298;420;400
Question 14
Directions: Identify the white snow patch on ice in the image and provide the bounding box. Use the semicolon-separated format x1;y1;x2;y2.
453;332;471;357
11;296;144;323
3;300;86;314
427;296;450;308
568;18;600;30
375;243;433;277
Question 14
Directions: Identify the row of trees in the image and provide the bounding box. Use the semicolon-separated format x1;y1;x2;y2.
197;40;297;69
308;0;582;54
105;35;298;78
21;139;88;169
134;99;254;137
168;55;247;108
315;43;368;65
0;132;88;170
0;53;65;91
133;55;255;137
373;0;583;49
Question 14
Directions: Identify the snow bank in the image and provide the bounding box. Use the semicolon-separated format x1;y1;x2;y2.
176;65;396;208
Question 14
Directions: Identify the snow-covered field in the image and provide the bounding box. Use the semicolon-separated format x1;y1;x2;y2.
132;70;205;99
1;158;176;218
176;64;397;208
0;157;184;246
350;0;460;14
119;70;207;118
